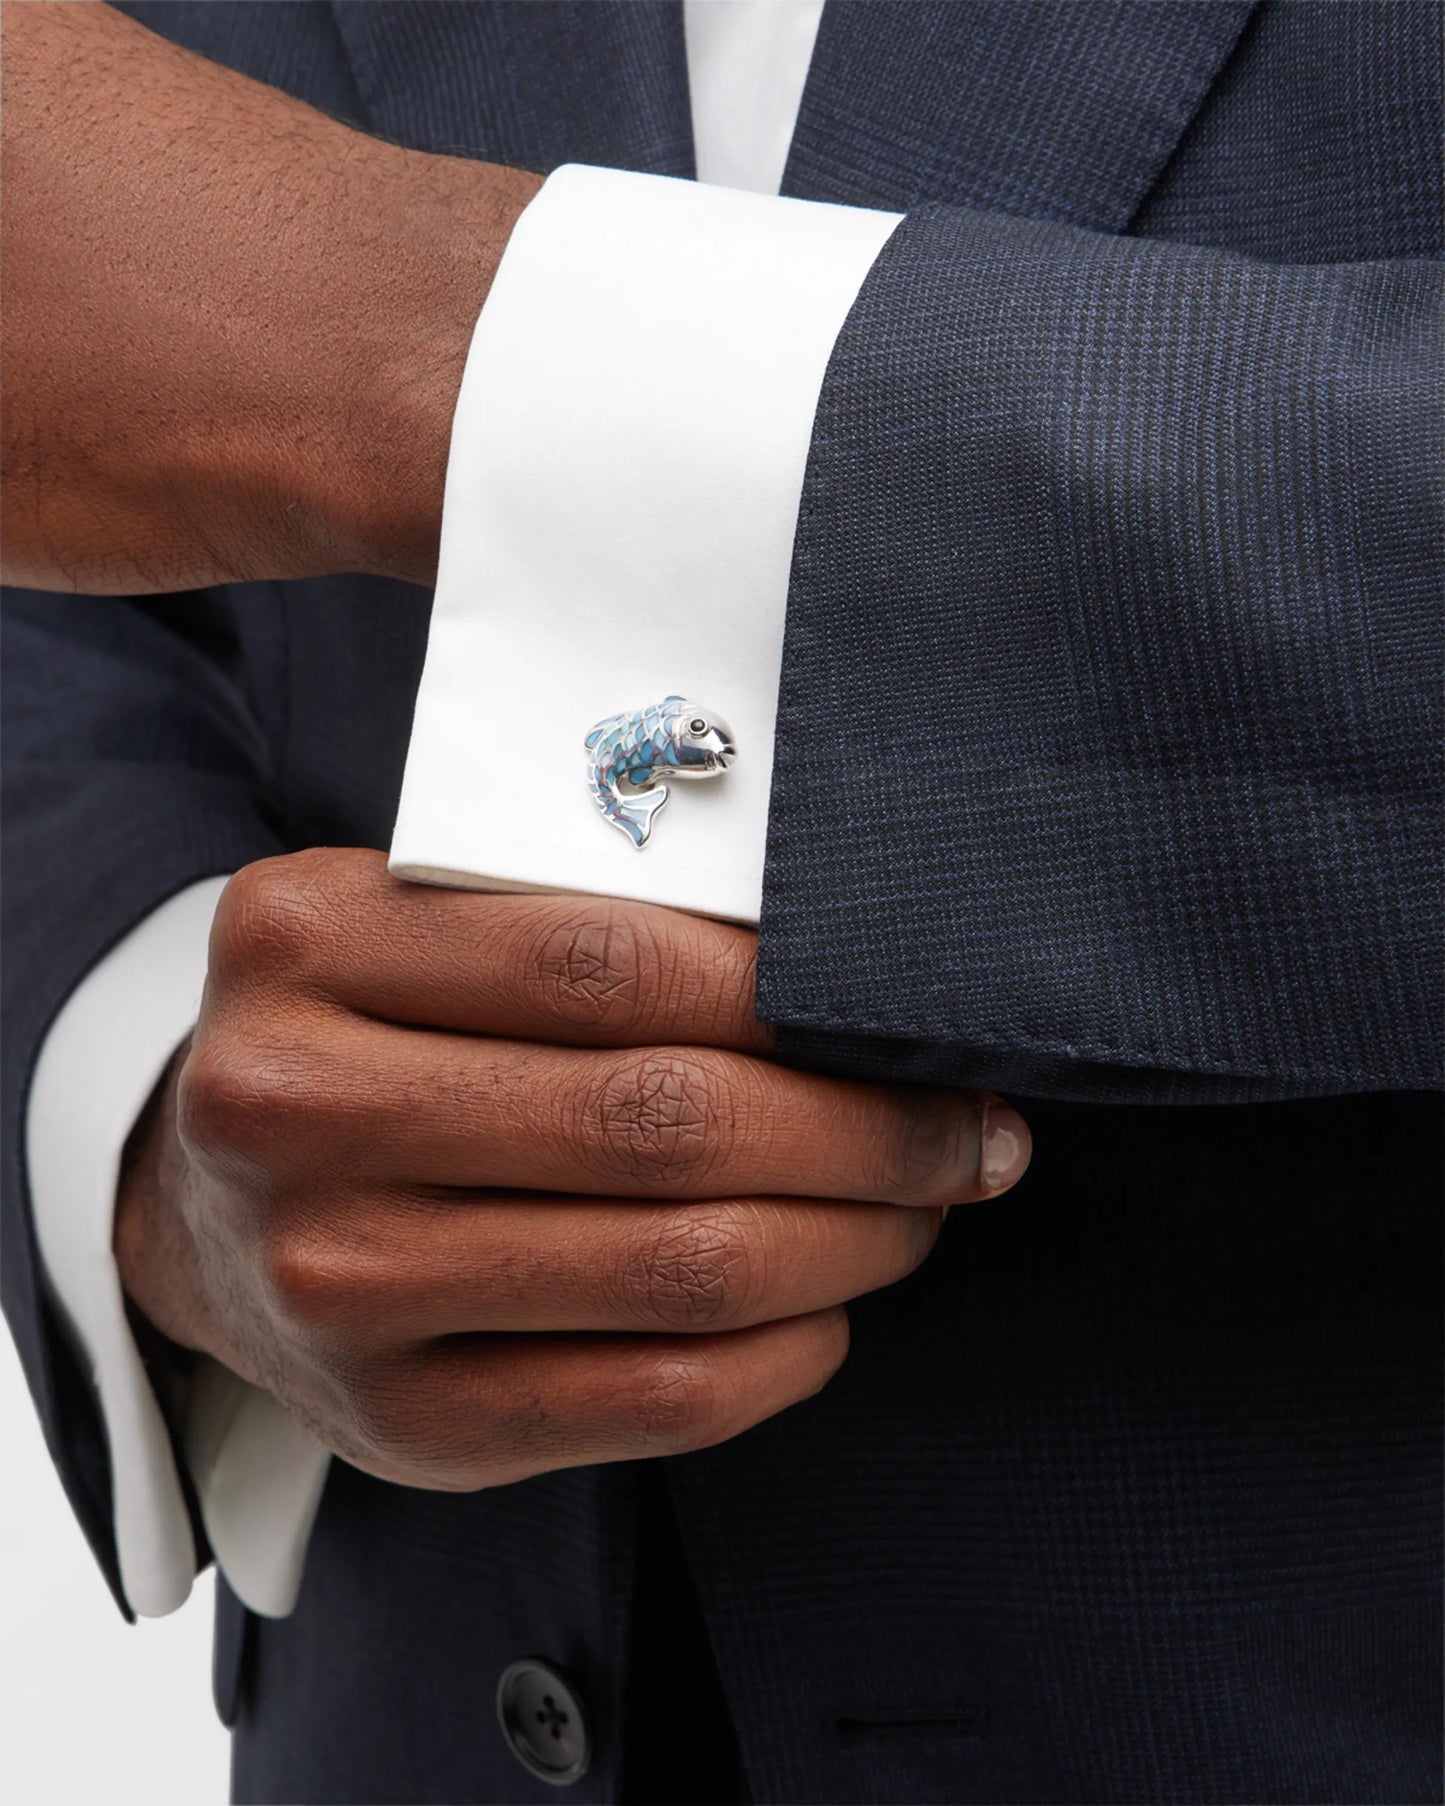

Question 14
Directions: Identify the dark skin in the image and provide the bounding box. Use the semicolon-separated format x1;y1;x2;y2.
1;0;540;592
117;852;1029;1489
6;5;1032;1491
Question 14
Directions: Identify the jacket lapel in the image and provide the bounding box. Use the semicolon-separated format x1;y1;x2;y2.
329;0;693;176
784;0;1258;228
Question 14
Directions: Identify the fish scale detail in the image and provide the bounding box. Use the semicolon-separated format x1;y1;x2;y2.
584;697;736;847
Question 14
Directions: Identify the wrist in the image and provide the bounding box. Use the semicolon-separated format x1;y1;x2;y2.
293;152;545;589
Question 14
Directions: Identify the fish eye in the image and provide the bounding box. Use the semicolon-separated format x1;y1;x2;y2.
688;716;708;735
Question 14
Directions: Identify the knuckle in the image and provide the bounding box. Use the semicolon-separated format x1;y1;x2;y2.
344;1365;442;1469
175;1033;314;1164
211;852;334;982
621;1349;727;1454
616;1203;761;1332
345;1359;498;1491
175;1038;268;1160
589;1050;735;1188
530;904;647;1035
259;1222;359;1338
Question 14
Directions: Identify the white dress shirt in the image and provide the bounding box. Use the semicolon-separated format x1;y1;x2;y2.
26;0;904;1619
391;166;898;920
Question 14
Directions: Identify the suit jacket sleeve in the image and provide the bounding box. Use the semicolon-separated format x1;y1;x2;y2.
1;593;285;1612
758;210;1442;1104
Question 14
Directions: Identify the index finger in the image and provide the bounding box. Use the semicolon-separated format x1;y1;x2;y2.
230;849;774;1054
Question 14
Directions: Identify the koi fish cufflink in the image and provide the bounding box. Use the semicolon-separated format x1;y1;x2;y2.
585;697;736;848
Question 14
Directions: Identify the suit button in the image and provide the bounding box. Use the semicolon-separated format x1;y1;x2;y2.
496;1657;591;1786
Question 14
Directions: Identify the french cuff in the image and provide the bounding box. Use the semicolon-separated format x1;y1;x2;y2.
390;163;902;923
26;877;328;1620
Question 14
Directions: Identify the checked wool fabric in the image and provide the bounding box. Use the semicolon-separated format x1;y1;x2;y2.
3;5;1440;1801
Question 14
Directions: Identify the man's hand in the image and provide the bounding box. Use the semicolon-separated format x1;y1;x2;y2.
115;850;1031;1490
1;1;540;593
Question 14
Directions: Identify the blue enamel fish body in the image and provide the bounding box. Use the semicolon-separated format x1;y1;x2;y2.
584;697;736;847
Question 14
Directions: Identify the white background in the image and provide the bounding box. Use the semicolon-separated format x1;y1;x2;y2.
1;1329;228;1804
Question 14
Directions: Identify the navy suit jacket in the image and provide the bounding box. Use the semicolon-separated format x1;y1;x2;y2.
3;4;1440;1801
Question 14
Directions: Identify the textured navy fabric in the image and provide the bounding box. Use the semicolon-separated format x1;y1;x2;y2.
328;1;694;176
764;0;1443;1103
783;1;1260;227
2;4;1441;1803
762;215;1441;1101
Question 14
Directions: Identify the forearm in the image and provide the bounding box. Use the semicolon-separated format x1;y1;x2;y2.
0;0;541;593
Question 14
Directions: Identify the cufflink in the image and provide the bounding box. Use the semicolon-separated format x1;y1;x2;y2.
585;696;735;847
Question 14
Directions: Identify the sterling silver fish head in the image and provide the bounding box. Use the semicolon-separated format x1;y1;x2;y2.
669;706;737;778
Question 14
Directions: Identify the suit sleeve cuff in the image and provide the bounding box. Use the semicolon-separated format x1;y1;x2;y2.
390;163;901;923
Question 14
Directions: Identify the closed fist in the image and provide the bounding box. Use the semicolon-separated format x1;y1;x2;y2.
116;848;1030;1491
